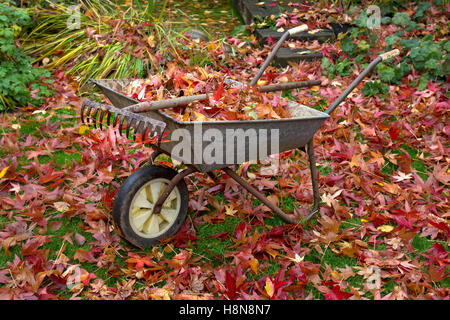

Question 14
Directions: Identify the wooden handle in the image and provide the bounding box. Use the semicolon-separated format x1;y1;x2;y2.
288;24;308;35
380;49;400;61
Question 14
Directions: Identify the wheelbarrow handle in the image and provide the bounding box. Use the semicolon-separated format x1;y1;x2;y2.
380;49;400;61
249;24;309;87
288;24;308;35
324;49;401;115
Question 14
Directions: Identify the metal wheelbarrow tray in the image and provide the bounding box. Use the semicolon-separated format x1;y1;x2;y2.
80;24;400;248
90;78;329;173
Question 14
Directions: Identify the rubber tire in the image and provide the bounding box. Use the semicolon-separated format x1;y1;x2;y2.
112;165;189;248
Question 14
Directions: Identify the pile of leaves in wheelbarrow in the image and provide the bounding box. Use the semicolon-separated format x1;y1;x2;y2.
120;69;294;121
0;0;449;300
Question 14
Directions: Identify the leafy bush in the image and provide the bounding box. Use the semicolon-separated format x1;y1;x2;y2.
389;34;449;90
0;3;52;111
362;80;389;97
345;7;448;92
321;57;352;79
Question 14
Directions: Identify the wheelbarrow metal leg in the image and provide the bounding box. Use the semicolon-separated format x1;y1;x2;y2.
222;167;300;224
147;149;162;165
151;167;196;215
306;139;320;219
222;139;320;223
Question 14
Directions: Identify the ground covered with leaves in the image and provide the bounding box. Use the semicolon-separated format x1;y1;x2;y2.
0;0;448;300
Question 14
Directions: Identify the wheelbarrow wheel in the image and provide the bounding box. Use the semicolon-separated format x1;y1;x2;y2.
112;165;189;248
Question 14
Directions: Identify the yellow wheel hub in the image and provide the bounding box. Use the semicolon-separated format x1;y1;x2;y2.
129;178;181;238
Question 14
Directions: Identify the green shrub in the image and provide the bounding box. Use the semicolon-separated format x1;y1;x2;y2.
0;3;52;111
343;8;448;91
321;57;352;79
362;80;389;97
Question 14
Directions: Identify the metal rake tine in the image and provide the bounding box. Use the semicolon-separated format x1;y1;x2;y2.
106;110;112;126
98;109;106;130
141;127;149;143
119;116;127;136
126;117;135;139
133;120;144;141
92;107;101;129
148;124;156;139
138;121;149;142
113;113;120;128
80;103;87;124
86;105;95;125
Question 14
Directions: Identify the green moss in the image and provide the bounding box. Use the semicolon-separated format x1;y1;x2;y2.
264;215;286;227
304;282;323;299
305;245;360;270
19;119;42;137
192;216;241;267
38;150;81;167
340;217;363;230
411;235;433;252
317;165;332;176
214;191;227;204
42;216;94;261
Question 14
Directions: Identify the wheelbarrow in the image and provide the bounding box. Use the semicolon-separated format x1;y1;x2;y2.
80;25;400;248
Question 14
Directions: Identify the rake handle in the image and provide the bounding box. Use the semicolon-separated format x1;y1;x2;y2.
125;79;321;113
125;94;209;112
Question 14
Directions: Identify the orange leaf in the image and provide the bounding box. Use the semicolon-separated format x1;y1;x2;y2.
249;259;259;274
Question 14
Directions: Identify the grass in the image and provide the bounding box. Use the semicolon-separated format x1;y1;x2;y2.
21;0;241;88
192;215;241;267
41;216;95;261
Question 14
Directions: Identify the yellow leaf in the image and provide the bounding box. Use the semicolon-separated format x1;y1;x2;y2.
383;182;399;194
197;66;211;80
265;248;279;258
0;166;9;179
182;112;190;122
257;79;268;86
147;35;156;48
224;205;237;216
377;225;394;233
54;201;70;213
79;125;90;134
265;278;274;298
349;153;361;168
193;112;207;122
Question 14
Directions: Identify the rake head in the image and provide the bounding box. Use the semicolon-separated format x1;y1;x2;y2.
80;100;166;143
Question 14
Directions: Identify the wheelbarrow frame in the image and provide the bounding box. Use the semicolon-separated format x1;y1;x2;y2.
90;78;324;222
